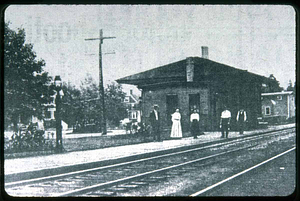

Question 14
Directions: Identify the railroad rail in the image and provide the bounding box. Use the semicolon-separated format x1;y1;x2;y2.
189;146;296;196
5;126;295;197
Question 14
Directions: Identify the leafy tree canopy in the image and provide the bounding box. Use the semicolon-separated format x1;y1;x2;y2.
61;74;128;130
261;74;284;93
4;23;53;130
60;82;82;127
286;80;294;92
105;82;128;127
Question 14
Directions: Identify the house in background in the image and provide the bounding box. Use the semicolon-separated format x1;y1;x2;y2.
261;91;295;123
42;80;68;131
16;79;68;132
123;89;141;123
43;93;56;128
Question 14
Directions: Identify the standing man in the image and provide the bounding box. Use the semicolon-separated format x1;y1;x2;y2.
236;108;247;134
149;105;161;141
220;106;231;138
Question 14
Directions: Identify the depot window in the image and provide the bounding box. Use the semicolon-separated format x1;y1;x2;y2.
132;112;137;119
45;111;52;119
265;106;271;115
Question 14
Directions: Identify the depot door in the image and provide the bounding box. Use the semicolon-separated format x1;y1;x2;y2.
166;94;178;126
189;94;200;115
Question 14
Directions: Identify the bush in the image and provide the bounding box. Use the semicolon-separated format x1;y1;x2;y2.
5;124;54;153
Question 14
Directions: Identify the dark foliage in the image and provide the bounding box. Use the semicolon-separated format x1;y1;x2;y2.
4;23;53;131
5;124;54;153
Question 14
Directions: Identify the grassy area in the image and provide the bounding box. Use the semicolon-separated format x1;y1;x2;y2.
1;126;267;159
63;133;151;152
4;132;166;159
5;123;295;159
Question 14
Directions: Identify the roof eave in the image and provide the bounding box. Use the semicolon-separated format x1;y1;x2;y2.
116;76;186;85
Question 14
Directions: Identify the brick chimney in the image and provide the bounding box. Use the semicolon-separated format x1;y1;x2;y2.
201;46;209;59
186;57;194;82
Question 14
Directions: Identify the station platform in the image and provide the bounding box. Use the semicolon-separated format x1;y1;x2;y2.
4;124;295;176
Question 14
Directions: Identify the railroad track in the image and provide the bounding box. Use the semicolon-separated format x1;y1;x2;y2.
5;127;295;197
189;146;296;197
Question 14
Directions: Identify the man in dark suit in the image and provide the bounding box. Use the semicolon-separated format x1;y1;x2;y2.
236;108;247;134
149;105;161;141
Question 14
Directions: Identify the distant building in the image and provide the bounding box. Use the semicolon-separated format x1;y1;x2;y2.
8;78;68;131
43;94;56;128
117;47;275;135
124;89;141;122
261;91;295;122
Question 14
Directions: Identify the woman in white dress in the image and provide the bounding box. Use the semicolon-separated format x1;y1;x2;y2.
170;109;183;139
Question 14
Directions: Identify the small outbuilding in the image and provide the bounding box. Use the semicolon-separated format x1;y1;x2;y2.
261;91;295;123
117;47;275;136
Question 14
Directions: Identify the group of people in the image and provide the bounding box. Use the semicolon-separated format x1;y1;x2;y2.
220;106;247;138
149;104;247;141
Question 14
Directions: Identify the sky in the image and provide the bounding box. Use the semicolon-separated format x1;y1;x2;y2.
5;5;296;95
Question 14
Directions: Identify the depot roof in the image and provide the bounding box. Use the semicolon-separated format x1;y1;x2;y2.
116;57;271;88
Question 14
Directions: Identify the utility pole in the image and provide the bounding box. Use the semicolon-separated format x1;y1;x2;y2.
85;29;116;135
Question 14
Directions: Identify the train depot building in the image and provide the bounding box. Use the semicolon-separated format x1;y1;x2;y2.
117;48;276;136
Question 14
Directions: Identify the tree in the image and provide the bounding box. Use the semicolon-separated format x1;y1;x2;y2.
67;74;128;132
80;75;128;129
261;74;283;93
286;80;296;107
4;23;53;131
79;74;102;132
268;74;283;92
105;82;128;127
80;74;99;100
60;82;81;128
286;80;294;91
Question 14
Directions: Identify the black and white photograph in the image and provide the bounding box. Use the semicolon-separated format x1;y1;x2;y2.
3;4;296;197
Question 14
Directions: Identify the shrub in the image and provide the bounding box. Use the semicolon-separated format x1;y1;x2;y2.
5;124;54;153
